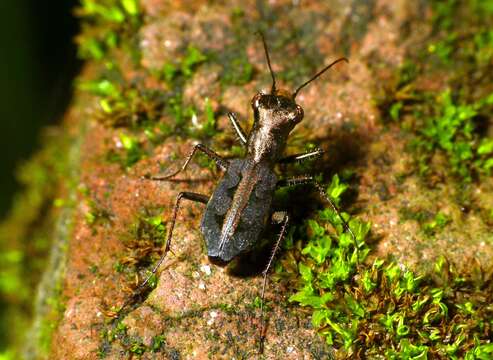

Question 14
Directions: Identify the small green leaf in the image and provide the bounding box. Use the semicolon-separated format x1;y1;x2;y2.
456;301;474;315
385;263;401;283
307;219;325;237
181;46;207;77
120;133;137;150
289;288;332;308
326;319;356;349
483;157;493;170
361;270;376;293
312;309;331;327
299;263;313;283
327;174;348;205
390;101;403;121
478;138;493;155
121;0;139;16
396;315;410;337
162;63;178;83
202;98;217;137
150;335;165;352
412;296;430;312
345;294;365;318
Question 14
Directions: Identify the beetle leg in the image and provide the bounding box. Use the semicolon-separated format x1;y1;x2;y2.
228;112;248;146
119;191;209;312
148;144;229;180
277;176;356;242
259;211;289;353
278;148;323;164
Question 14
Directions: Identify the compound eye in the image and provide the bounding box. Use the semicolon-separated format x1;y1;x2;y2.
295;104;304;121
251;93;262;109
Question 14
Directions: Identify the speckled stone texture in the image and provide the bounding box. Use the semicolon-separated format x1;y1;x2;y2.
39;1;492;359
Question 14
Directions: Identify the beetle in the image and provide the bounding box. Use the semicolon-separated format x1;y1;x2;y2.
122;33;354;352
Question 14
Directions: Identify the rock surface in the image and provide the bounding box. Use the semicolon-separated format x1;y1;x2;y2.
10;0;492;359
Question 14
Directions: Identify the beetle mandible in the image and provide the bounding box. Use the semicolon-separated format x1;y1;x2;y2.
123;33;354;351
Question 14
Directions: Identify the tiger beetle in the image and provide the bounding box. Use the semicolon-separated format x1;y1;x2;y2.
121;33;353;353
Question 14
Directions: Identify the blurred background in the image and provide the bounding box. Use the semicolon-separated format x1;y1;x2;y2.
0;0;80;220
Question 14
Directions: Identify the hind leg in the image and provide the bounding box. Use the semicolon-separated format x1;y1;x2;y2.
119;191;209;312
259;211;289;353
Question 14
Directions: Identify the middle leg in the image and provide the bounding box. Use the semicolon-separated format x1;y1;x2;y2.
278;148;323;164
149;143;229;180
277;176;356;241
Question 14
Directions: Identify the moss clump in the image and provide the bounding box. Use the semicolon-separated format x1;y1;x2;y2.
282;176;493;358
119;210;166;273
79;73;167;129
98;320;173;359
78;38;217;169
160;45;208;83
398;207;451;237
410;90;493;182
105;132;146;169
76;0;141;62
377;1;493;190
105;208;167;309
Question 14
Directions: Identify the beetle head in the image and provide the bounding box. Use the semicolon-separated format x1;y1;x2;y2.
251;90;303;132
254;32;347;130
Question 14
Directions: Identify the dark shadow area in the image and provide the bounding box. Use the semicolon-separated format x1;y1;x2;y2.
228;129;371;278
0;0;81;220
0;0;81;351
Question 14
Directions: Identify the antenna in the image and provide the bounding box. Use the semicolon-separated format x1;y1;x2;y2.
293;57;348;99
258;32;277;94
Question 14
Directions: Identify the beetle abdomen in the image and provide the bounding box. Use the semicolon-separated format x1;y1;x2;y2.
200;159;277;262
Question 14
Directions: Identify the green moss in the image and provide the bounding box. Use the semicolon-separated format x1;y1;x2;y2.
120;0;139;16
220;55;253;86
82;191;113;231
78;41;214;152
410;90;493;182
129;340;146;355
399;207;451;237
105;132;145;169
130;212;166;246
150;335;165;352
78;67;166;129
98;321;131;357
201;98;217;137
113;208;167;291
76;0;141;61
377;1;493;195
160;45;208;84
282;176;493;357
37;281;66;354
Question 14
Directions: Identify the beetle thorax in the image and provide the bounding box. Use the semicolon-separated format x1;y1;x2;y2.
248;108;296;163
247;92;304;163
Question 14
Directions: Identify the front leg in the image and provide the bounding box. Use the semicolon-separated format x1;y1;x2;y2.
278;148;323;164
228;112;248;146
149;143;229;180
277;176;356;241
